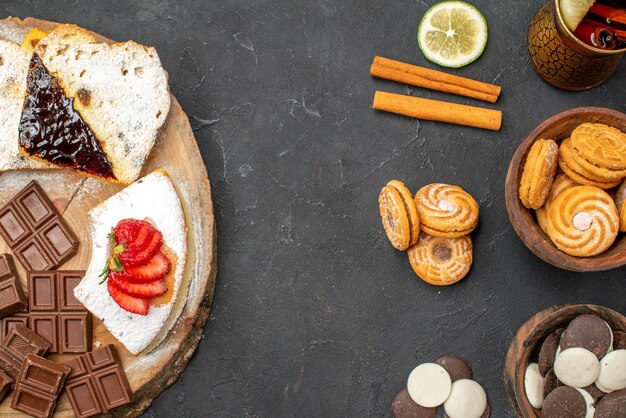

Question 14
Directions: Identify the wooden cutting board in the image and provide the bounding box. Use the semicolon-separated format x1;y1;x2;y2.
0;17;217;417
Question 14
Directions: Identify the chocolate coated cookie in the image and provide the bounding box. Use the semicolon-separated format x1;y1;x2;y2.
595;389;626;418
542;386;587;418
560;314;613;358
435;355;473;382
391;388;437;418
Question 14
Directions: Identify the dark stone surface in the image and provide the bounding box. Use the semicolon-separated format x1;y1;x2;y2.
3;1;626;417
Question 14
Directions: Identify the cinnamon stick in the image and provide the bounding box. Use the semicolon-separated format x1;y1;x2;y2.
372;91;502;131
371;56;501;103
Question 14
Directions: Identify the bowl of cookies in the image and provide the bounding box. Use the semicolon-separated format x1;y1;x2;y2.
505;107;626;271
503;304;626;418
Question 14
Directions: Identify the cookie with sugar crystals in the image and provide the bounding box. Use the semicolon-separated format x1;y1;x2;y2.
546;185;618;257
407;232;472;286
414;183;478;238
519;138;558;209
379;180;420;251
557;138;620;189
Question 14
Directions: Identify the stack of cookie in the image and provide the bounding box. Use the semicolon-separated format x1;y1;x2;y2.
523;313;626;417
519;122;626;257
379;181;479;286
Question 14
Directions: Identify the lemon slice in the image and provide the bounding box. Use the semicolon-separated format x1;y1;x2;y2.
417;1;488;68
559;0;595;32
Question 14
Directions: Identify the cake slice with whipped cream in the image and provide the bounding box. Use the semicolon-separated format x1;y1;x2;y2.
74;169;187;354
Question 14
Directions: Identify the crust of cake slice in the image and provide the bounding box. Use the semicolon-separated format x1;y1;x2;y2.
74;169;188;355
32;24;171;185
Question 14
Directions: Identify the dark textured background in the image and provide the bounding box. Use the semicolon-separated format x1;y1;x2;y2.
3;0;626;416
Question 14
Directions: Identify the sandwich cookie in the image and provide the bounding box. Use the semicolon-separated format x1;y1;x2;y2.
413;183;479;238
519;138;558;209
536;174;579;234
614;180;626;232
595;389;626;418
571;123;626;181
558;138;621;189
546;185;619;257
596;350;626;392
435;355;473;382
524;363;544;409
538;329;564;376
407;363;452;408
407;233;472;286
391;388;436;418
442;379;488;418
554;347;601;388
560;314;613;358
542;386;587;418
379;180;420;251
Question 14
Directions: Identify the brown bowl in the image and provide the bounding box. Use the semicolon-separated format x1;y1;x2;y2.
505;107;626;272
503;304;626;417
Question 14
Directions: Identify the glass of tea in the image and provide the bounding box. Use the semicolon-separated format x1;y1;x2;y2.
528;0;626;90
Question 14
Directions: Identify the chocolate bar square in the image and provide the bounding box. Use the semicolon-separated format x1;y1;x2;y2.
65;377;103;417
30;314;58;353
60;313;90;353
58;272;84;311
0;349;20;381
3;324;50;361
0;254;16;281
0;181;79;270
0;370;12;402
29;272;57;312
0;314;29;340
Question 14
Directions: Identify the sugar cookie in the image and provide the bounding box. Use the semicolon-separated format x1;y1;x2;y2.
414;183;479;238
379;180;420;250
571;123;626;180
519;138;558;209
536;174;580;234
407;233;472;286
558;138;620;189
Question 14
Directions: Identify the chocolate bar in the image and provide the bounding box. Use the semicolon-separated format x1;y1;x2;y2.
0;370;12;402
0;324;50;381
0;181;79;270
64;345;133;417
0;254;27;318
11;353;70;418
0;271;90;354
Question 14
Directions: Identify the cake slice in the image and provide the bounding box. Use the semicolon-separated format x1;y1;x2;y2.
20;24;170;184
74;169;187;354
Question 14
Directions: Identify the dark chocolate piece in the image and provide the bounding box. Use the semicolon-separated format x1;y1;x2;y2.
0;370;12;402
538;331;561;377
560;314;612;359
63;345;133;417
391;388;436;418
596;389;626;418
0;323;50;383
19;54;115;180
435;355;473;382
543;368;559;399
0;313;29;341
542;386;587;418
0;254;27;319
0;181;79;270
614;331;626;350
11;353;70;418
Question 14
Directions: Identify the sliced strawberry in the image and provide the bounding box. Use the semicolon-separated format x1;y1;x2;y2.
124;251;171;281
119;229;162;266
107;279;149;315
109;271;168;298
114;219;155;254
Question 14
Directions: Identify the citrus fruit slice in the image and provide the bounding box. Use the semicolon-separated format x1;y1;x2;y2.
417;1;488;68
559;0;595;32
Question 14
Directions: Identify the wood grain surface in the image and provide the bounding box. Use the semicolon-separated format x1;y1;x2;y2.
0;17;216;417
505;107;626;272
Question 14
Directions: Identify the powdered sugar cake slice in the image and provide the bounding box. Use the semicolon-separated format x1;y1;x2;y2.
74;169;187;354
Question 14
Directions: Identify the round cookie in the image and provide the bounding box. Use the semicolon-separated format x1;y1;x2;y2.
558;138;621;189
597;350;626;392
407;233;473;286
435;355;473;382
542;386;587;418
595;389;626;418
571;123;626;180
444;404;490;418
407;363;452;408
391;388;437;418
543;368;559;399
379;180;420;250
536;174;580;233
524;363;544;409
554;347;601;388
560;314;613;358
546;185;619;257
519;138;559;209
538;330;563;376
614;179;626;232
443;379;487;418
413;183;479;238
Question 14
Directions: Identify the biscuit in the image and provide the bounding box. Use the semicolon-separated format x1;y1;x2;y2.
407;232;472;286
571;123;626;180
536;173;580;233
546;185;619;257
615;179;626;232
519;138;558;209
379;180;420;251
414;184;479;238
558;138;620;189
